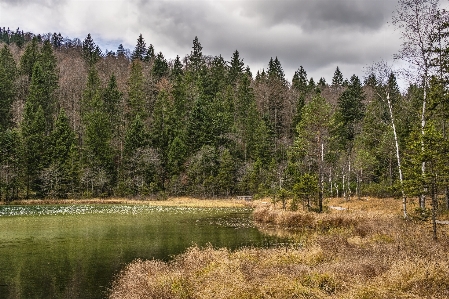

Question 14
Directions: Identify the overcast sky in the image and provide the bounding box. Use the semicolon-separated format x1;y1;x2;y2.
0;0;403;85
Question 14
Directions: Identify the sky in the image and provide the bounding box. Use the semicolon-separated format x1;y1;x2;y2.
0;0;403;85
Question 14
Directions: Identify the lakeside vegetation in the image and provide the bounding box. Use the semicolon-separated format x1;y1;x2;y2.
109;197;449;299
1;197;247;208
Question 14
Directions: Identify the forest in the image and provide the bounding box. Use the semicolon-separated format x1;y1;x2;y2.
0;0;448;218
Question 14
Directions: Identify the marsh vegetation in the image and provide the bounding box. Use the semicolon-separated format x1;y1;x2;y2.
110;198;449;299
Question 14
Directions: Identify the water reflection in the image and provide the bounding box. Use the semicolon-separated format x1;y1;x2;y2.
0;205;280;299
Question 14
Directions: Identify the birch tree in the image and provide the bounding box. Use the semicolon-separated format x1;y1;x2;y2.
366;61;408;217
393;0;442;208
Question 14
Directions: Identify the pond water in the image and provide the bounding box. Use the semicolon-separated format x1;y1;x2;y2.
0;205;281;299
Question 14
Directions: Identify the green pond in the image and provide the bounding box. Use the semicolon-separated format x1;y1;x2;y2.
0;204;281;299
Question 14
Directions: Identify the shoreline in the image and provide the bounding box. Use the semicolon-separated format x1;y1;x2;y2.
1;197;248;208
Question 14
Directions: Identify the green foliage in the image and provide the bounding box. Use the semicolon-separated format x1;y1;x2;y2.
20;37;40;79
21;102;48;197
82;33;102;66
152;52;169;80
332;66;343;86
0;45;17;131
4;27;449;202
293;173;318;210
228;50;244;84
127;60;146;120
0;129;21;201
131;34;147;61
335;75;365;148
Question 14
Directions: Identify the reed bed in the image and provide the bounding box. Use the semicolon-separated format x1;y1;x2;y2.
110;198;449;299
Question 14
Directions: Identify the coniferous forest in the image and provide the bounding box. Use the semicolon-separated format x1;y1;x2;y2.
0;0;448;217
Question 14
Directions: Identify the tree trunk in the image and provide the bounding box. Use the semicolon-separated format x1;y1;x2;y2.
318;142;324;212
431;176;437;240
420;77;427;209
387;93;407;218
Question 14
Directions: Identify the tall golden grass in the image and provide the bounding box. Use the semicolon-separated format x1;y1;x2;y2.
109;197;449;299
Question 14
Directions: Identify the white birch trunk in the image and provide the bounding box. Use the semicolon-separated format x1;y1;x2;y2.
387;93;407;218
420;85;427;209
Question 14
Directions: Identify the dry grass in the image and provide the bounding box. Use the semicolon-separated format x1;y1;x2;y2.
6;197;246;208
109;197;449;299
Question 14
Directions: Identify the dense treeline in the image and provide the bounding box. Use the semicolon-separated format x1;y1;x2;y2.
0;1;448;217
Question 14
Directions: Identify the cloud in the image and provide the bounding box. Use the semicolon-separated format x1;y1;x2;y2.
241;0;397;32
0;0;401;83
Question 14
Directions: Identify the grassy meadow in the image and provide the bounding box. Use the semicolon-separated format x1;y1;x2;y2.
109;197;449;299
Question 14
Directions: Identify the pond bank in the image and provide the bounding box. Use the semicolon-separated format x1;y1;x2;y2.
2;197;247;208
110;198;449;299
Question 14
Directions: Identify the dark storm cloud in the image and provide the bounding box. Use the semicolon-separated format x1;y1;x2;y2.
241;0;397;31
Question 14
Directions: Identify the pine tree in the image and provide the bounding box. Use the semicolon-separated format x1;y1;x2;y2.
235;74;259;161
171;55;184;79
21;102;47;198
20;37;40;80
131;34;147;61
103;74;122;128
51;32;63;49
83;107;115;196
127;60;146;119
216;148;236;196
122;114;159;196
26;60;56;133
117;44;126;57
0;45;17;131
82;67;102;116
189;36;204;74
335;75;365;146
292;66;308;92
37;40;58;128
268;57;286;83
167;136;187;175
82;33;102;66
0;129;20;201
152;52;169;80
228;50;244;84
144;44;155;62
45;109;76;198
332;66;344;87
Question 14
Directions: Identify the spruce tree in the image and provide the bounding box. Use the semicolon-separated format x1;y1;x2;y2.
82;33;102;66
292;66;308;92
103;74;122;128
332;66;344;87
152;52;169;80
131;34;147;61
336;74;365;146
21;102;47;198
171;55;184;79
0;129;20;201
144;44;155;62
82;67;102;116
117;44;126;57
27;60;57;132
189;36;204;75
45;109;76;198
127;60;146;119
0;45;17;131
20;37;40;80
228;50;244;84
